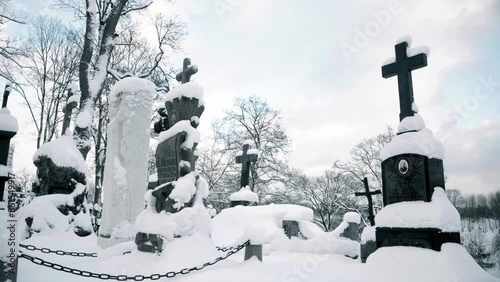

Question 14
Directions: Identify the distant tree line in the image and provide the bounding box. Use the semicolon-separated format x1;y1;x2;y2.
447;189;500;222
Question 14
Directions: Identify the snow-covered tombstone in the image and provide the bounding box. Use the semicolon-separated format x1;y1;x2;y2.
0;82;17;203
134;58;211;253
374;37;460;252
32;136;88;195
98;77;155;248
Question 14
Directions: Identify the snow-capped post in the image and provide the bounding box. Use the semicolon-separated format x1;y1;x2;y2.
355;177;381;226
98;77;155;248
135;58;210;254
374;37;460;254
0;82;17;203
381;38;427;121
236;142;258;189
61;85;79;136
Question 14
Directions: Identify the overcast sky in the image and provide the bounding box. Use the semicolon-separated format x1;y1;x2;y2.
6;0;500;194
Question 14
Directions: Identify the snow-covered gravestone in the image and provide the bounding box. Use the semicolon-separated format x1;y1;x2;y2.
0;82;17;203
98;77;155;248
373;37;460;252
230;142;258;207
135;58;211;253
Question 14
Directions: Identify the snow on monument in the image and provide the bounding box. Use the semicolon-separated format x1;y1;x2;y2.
98;77;155;247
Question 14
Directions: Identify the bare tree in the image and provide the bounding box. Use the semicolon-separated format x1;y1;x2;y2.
53;0;185;159
215;96;292;195
17;16;80;148
0;0;26;80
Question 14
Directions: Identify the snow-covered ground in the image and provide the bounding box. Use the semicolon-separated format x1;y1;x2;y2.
2;205;499;282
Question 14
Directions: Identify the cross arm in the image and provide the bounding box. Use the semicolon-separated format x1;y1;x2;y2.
247;154;258;163
408;53;427;71
235;155;243;164
381;62;398;78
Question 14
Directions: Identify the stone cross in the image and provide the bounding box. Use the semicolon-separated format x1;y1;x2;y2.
355;177;381;226
236;144;258;190
382;41;427;121
175;58;198;84
61;88;78;135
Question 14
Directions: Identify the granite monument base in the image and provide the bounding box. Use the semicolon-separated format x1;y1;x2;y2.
376;227;460;251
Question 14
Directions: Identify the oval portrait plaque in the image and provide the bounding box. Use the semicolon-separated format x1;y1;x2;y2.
398;159;409;175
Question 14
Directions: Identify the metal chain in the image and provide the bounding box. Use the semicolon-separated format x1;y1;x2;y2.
21;242;244;257
19;243;98;257
19;240;249;280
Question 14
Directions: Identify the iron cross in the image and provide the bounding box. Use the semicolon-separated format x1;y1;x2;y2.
355;177;381;226
236;144;258;190
176;58;198;84
382;41;428;121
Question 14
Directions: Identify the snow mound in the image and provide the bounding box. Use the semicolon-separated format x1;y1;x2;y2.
367;243;497;282
212;204;358;257
135;173;211;240
16;183;92;239
229;186;259;202
343;212;361;224
380;114;444;161
166;82;205;106
32;136;89;175
361;226;376;243
0;107;19;132
375;187;461;232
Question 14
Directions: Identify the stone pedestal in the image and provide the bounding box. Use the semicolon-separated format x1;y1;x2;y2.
376;227;460;251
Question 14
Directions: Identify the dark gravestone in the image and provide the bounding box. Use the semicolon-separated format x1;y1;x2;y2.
32;156;87;195
382;154;444;206
376;227;460;250
137;58;203;253
283;220;299;239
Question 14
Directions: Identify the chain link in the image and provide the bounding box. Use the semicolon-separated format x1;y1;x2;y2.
19;240;249;280
19;243;98;257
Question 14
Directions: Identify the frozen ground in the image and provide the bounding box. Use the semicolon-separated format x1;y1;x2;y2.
2;207;498;282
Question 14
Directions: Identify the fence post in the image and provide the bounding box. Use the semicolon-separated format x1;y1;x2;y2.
244;244;262;262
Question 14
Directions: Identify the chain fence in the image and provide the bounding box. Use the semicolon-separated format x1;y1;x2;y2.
18;241;250;280
19;242;243;258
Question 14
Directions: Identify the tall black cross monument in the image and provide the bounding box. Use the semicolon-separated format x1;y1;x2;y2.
382;41;427;121
375;39;459;253
236;143;258;190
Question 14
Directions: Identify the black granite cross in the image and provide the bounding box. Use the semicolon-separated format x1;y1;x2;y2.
61;88;78;135
235;144;258;190
382;41;428;121
355;177;381;226
175;58;198;84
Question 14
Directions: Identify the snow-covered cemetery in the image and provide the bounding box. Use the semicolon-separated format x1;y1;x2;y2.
0;1;499;281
